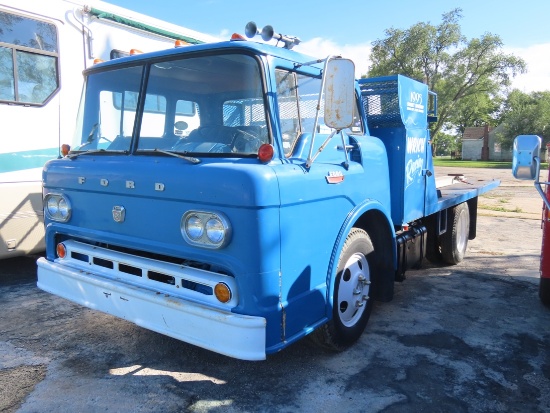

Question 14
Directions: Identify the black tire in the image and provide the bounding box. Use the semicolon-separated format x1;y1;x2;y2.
311;228;374;351
440;202;470;265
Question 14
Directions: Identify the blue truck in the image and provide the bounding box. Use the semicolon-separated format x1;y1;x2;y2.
37;25;499;360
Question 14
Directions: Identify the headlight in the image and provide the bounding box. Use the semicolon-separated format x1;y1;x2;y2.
206;217;225;244
185;215;204;240
44;193;72;222
181;210;231;249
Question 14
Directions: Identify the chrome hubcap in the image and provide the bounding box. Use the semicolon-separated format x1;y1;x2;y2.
337;252;370;327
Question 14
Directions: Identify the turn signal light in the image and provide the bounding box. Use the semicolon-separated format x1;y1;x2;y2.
258;144;274;163
214;282;231;303
93;58;104;64
56;243;67;259
175;40;189;47
130;49;143;55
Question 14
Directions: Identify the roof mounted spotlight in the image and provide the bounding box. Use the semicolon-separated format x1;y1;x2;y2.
244;21;301;49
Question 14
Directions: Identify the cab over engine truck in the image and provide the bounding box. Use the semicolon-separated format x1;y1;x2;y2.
37;25;499;360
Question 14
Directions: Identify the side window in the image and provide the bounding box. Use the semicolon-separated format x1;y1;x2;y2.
276;69;363;156
0;10;59;105
275;70;300;155
276;70;327;156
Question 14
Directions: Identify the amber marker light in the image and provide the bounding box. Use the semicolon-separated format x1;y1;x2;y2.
61;144;71;157
93;58;104;64
56;243;67;259
230;33;247;41
214;282;231;303
175;40;189;47
130;49;143;55
258;144;274;163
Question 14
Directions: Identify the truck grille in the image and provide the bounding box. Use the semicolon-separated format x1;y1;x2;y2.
56;240;238;309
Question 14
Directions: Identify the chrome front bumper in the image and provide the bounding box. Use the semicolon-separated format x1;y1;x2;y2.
36;243;266;360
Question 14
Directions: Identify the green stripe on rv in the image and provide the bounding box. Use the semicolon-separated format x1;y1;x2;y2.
0;148;59;173
89;7;205;45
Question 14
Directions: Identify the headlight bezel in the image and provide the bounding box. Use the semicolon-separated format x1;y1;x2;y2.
181;210;231;249
44;193;72;222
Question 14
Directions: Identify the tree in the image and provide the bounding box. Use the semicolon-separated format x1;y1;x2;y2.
496;90;550;150
434;132;460;157
450;92;502;136
368;8;526;154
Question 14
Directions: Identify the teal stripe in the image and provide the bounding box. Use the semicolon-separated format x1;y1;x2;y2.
0;148;60;173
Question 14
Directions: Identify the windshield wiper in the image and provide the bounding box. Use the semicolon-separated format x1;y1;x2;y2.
139;149;201;164
67;149;127;160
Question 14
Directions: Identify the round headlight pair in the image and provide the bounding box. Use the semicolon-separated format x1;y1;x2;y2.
44;194;72;222
181;211;231;248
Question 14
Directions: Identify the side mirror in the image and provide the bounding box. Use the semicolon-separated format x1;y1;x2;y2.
323;58;355;130
512;135;542;180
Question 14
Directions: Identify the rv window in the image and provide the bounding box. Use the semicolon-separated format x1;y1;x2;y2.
110;49;129;60
0;10;59;106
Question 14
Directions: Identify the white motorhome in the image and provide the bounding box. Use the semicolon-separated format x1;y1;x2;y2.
0;0;213;259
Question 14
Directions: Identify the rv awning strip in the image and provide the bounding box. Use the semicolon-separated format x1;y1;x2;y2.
87;7;204;45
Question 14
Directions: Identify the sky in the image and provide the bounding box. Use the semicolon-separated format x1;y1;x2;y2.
107;0;550;93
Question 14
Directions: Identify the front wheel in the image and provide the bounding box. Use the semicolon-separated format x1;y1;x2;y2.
311;228;374;351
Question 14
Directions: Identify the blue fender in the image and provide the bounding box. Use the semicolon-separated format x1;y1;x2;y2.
325;199;397;317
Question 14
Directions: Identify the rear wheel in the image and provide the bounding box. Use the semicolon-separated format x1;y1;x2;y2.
440;202;470;264
311;228;374;351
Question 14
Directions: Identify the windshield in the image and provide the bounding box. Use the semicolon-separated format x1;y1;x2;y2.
72;53;269;156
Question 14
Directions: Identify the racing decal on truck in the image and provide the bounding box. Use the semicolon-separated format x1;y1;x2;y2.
405;136;426;189
406;136;426;154
406;157;424;189
407;92;425;114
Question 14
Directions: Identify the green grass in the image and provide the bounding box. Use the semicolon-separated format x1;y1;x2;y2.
433;157;549;170
479;205;523;213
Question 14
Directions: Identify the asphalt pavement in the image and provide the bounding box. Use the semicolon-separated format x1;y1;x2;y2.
1;166;549;412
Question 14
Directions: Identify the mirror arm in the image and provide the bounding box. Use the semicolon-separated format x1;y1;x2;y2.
306;129;338;168
533;157;550;211
306;55;337;169
340;131;350;169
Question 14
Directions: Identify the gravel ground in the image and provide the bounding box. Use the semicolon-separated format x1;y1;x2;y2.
1;166;549;413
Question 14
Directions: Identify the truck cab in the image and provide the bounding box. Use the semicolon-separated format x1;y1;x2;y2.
37;34;498;360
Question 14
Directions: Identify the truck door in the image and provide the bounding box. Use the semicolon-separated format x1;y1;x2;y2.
271;67;369;339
